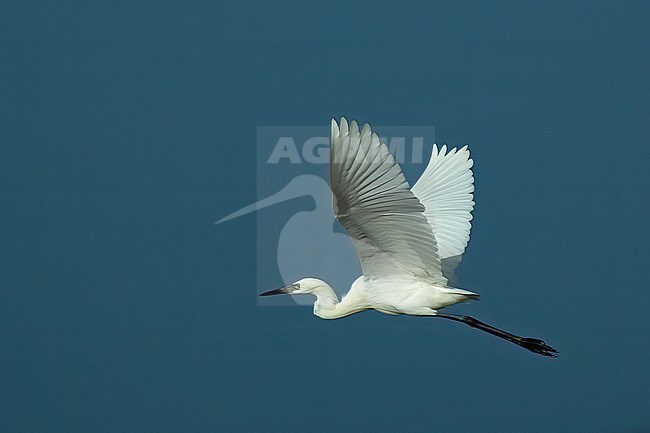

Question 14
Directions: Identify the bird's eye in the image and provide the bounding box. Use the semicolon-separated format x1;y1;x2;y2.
293;283;300;289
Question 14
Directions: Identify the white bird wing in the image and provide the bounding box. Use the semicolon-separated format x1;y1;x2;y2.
329;118;447;285
411;144;475;285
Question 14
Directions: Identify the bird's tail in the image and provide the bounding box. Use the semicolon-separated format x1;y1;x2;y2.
441;287;480;301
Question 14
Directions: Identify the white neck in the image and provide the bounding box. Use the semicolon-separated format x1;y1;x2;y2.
312;284;339;319
312;283;360;320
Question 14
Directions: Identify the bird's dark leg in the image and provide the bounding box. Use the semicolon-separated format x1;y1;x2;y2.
435;313;558;358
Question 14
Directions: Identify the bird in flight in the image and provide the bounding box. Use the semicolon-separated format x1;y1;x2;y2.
259;118;558;357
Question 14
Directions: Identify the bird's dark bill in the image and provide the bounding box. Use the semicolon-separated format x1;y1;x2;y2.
259;288;288;297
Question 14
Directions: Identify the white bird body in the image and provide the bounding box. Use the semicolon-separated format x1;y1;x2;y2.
308;277;475;320
253;117;557;357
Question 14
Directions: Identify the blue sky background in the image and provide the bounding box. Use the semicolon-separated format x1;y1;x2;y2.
2;1;649;432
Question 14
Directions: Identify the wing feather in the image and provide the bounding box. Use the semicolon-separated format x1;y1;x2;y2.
412;144;475;258
411;143;475;283
330;118;446;284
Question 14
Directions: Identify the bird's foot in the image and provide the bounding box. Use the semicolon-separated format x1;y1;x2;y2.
516;337;558;358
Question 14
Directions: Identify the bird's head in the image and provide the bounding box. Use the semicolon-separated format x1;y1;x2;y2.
259;278;330;297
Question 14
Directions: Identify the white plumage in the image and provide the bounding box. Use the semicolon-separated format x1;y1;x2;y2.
259;117;557;357
412;143;475;260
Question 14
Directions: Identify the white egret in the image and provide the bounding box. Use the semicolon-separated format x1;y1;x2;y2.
259;118;557;357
